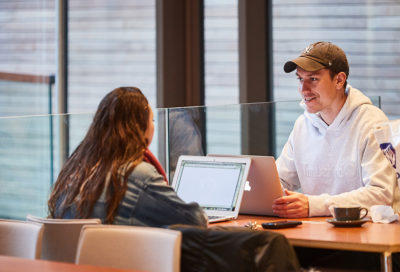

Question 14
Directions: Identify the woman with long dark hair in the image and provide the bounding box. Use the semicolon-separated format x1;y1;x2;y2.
48;87;207;227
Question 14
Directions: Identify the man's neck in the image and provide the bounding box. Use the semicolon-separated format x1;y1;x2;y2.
320;90;348;125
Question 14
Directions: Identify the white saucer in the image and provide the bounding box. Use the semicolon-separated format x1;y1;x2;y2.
326;218;369;227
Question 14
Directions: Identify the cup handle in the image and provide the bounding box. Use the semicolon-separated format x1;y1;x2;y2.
359;208;368;220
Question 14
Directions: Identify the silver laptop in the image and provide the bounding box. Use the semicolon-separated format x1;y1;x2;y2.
172;155;251;223
208;155;283;216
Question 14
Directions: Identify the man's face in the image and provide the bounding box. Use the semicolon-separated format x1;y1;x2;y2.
295;67;340;116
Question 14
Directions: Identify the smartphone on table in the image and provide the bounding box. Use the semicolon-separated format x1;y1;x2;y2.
261;220;302;229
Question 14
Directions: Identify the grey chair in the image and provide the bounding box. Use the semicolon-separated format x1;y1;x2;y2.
0;219;43;259
26;214;101;263
75;225;181;272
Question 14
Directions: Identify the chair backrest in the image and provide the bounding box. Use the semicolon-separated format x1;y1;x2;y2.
75;225;181;272
0;219;43;259
26;214;101;263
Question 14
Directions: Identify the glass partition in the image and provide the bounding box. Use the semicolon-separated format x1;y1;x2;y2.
0;73;55;117
0;115;54;219
0;97;380;219
0;111;165;219
166;100;301;180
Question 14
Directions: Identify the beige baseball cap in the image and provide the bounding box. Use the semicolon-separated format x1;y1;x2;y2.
284;41;349;77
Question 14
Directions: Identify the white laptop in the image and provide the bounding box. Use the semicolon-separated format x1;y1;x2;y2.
208;155;283;216
172;155;251;223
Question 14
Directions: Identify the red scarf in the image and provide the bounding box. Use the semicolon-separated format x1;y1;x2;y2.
143;149;168;185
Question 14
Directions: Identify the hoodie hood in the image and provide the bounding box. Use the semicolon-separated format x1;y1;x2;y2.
302;85;372;134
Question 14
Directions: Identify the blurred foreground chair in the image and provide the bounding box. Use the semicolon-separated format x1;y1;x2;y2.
75;225;181;272
26;214;101;263
0;219;43;259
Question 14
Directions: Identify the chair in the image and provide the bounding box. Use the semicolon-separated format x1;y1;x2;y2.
26;214;101;263
0;219;43;259
75;225;181;272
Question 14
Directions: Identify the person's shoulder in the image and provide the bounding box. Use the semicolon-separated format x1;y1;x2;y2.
353;104;388;137
129;161;168;186
348;87;388;122
131;161;159;178
360;103;386;116
357;103;388;124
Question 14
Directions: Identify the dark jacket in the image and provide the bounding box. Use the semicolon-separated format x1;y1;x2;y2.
169;224;300;272
57;161;208;228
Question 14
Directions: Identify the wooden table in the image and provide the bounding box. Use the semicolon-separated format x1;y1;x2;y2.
214;215;400;272
0;255;142;272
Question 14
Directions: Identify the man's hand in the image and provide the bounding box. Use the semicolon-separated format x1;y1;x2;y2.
272;189;309;218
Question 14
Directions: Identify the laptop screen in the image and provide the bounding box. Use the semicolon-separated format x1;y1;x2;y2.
174;159;247;211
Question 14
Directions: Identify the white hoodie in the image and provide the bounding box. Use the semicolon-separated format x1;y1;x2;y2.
276;85;400;216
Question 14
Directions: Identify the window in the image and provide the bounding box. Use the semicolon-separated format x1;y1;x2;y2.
0;0;56;219
272;1;400;120
204;0;238;106
68;1;157;153
204;0;240;155
69;1;156;112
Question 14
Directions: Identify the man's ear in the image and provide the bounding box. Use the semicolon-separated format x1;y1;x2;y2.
336;72;347;90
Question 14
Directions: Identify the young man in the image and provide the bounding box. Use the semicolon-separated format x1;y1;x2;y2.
273;41;400;218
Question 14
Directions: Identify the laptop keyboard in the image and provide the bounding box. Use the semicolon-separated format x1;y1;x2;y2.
208;215;233;223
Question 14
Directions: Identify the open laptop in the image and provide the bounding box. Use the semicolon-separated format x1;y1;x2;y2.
172;155;251;223
208;155;283;216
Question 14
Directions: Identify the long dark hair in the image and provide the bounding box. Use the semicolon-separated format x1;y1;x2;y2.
48;87;150;223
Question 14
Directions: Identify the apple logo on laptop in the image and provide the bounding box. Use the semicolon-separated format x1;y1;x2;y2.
245;181;251;191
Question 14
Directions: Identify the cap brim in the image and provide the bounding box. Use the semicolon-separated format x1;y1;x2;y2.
283;56;326;73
